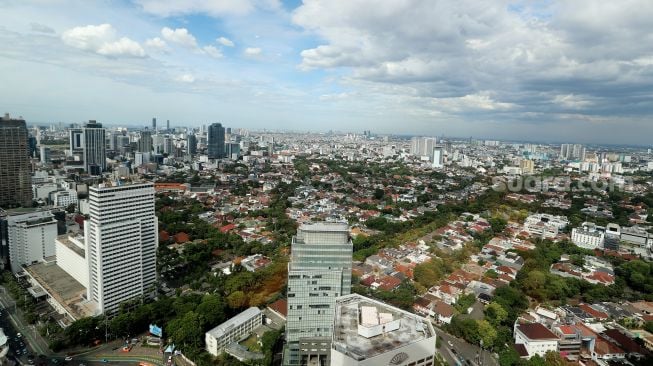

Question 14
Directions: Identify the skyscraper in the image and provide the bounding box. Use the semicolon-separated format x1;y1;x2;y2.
0;114;33;208
432;146;444;168
284;222;353;366
207;123;225;159
85;182;158;314
186;134;197;156
410;136;437;158
82;120;106;174
152;117;156;130
138;130;153;153
166;119;170;131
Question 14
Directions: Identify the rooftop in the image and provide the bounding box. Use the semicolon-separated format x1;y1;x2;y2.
24;262;96;321
56;235;85;258
516;323;558;340
298;222;349;232
332;294;434;361
207;307;261;339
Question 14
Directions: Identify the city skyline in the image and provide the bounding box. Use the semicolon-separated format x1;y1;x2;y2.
2;1;653;145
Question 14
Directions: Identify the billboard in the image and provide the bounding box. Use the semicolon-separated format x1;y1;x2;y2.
149;324;163;338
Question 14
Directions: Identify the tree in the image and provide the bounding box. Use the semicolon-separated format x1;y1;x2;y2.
374;188;385;200
227;291;248;309
168;311;202;349
66;203;76;213
543;351;566;366
476;320;497;350
485;302;508;326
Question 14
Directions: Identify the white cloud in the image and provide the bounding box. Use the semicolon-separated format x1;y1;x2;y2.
135;0;280;17
175;74;195;83
144;37;168;52
61;24;145;58
552;94;594;109
244;47;262;57
161;27;197;48
202;45;223;59
217;36;235;47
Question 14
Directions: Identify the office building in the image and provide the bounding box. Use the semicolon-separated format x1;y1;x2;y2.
186;134;197;156
51;190;79;209
208;123;225;159
0;114;33;208
284;222;353;366
85;182;157;314
205;307;263;356
166;120;170;130
0;209;57;273
571;223;605;250
330;294;436;366
163;138;174;155
82;121;106;174
225;142;240;160
520;159;535;174
152;117;156;130
138;130;153;153
513;323;559;359
69;128;83;156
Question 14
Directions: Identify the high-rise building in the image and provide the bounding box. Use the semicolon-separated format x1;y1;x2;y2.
0;114;33;208
410;137;437;157
431;147;444;168
0;209;57;273
207;123;225;159
520;159;535;174
560;144;585;161
85;182;157;314
82;120;106;174
138;130;153;153
186;134;197;156
330;294;437;366
284;222;353;366
163;138;174;155
166;119;170;130
152;117;156;130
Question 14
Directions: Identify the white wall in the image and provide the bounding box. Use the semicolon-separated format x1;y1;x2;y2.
55;238;89;288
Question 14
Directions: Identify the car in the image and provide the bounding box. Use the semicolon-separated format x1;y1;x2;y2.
65;357;73;361
100;359;109;363
16;333;22;338
447;340;454;347
51;359;60;364
451;348;458;355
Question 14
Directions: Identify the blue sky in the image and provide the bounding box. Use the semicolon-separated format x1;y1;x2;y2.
1;0;652;144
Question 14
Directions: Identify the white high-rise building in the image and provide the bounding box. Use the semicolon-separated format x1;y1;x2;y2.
2;209;57;273
85;182;157;314
411;137;436;157
432;147;444;168
284;222;353;366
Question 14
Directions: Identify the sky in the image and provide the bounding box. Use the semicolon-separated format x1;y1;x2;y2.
1;0;652;144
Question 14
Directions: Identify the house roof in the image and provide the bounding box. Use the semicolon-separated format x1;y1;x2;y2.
268;298;288;318
517;323;559;340
514;343;529;357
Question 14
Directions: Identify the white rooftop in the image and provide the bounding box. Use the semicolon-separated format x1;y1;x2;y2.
206;307;261;339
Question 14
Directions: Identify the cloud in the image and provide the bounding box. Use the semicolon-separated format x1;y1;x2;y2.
135;0;280;17
244;47;262;57
175;74;195;83
202;45;223;59
161;27;197;48
61;24;145;57
292;0;653;125
144;37;168;52
217;36;235;47
30;23;55;34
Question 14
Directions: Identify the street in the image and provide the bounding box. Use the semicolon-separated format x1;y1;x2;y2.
435;327;497;366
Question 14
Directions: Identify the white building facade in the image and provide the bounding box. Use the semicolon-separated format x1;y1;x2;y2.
5;210;57;273
205;307;263;356
514;323;559;359
85;182;157;313
571;223;605;249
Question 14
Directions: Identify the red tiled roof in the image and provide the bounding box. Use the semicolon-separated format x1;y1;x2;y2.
517;323;559;340
514;344;529;357
579;304;609;320
557;325;577;335
268;298;287;318
378;276;401;291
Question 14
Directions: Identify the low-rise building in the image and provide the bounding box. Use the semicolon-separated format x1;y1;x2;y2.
571;222;605;249
514;322;559;359
205;307;263;357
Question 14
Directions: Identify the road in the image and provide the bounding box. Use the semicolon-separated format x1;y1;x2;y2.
0;285;50;356
435;328;497;366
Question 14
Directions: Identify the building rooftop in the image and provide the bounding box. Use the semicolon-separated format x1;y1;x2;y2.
24;262;96;321
298;222;348;232
516;323;559;340
56;235;85;258
207;307;261;339
332;294;434;361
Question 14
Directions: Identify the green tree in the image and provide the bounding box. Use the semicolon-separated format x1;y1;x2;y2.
485;302;508;326
476;320;497;349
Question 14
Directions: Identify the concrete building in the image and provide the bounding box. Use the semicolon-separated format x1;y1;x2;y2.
411;137;436;158
186;134;197;156
1;209;57;273
514;323;559;359
55;235;88;288
205;307;263;356
331;294;436;366
431;147;443;168
86;182;157;314
571;223;605;250
138;130;153;153
520;159;535;174
0;114;33;208
82;120;106;174
208;123;226;159
284;222;353;366
51;190;79;209
523;214;569;239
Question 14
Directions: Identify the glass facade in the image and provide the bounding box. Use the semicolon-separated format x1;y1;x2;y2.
284;222;352;366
